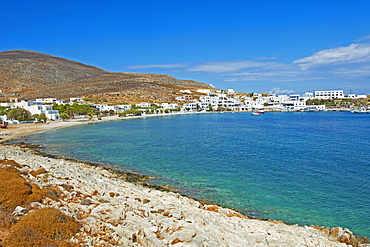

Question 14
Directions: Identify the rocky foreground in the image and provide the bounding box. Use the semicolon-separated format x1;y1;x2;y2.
1;143;369;246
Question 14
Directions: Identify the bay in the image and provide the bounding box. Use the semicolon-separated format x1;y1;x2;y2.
15;111;370;237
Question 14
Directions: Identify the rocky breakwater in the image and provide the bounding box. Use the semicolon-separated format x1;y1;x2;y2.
0;144;369;246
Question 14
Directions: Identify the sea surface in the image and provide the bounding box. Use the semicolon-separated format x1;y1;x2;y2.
14;112;370;237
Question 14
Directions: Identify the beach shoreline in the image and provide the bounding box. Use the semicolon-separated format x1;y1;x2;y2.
1;114;369;246
0;111;212;143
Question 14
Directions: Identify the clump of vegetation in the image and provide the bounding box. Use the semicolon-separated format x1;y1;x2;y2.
6;108;32;121
0;162;62;211
10;207;80;240
0;106;9;116
0;166;33;211
52;103;96;119
0;210;17;228
2;228;76;247
0;160;79;246
119;108;143;117
32;113;47;122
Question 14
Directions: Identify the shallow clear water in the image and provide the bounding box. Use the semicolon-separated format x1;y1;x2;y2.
14;112;370;237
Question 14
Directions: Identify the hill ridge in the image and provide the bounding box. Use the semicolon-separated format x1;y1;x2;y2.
0;50;212;103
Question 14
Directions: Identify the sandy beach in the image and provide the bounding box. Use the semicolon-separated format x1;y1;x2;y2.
1;116;369;246
0;111;210;143
0;116;120;143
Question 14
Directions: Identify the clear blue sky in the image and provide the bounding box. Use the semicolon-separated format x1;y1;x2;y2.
2;0;370;94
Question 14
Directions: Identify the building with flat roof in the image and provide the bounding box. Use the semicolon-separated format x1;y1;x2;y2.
314;90;345;99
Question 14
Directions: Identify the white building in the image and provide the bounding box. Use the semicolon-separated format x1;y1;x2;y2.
136;102;151;108
118;104;132;111
175;95;194;101
282;101;306;110
180;90;192;94
161;103;180;110
35;98;58;104
182;103;198;111
197;89;211;95
94;104;119;112
314;90;345;99
70;98;84;103
199;94;240;111
346;94;367;99
2;101;61;120
0;102;16;107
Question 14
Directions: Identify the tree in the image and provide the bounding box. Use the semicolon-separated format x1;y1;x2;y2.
33;113;47;122
53;103;95;116
59;112;68;120
119;109;142;117
0;106;9;116
7;108;32;121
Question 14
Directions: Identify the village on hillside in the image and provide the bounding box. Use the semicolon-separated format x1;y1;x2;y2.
0;89;369;125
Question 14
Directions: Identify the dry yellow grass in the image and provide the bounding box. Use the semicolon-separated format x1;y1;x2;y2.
0;161;62;211
3;228;79;247
11;207;80;241
0;160;80;246
0;166;32;211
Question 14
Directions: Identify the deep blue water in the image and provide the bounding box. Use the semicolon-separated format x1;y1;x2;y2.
14;112;370;237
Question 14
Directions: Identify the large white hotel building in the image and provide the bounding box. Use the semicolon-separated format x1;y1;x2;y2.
314;90;345;99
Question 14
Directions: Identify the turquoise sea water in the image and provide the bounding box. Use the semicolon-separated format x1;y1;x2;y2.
14;112;370;237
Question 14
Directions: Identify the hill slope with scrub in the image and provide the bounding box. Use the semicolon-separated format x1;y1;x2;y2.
0;50;212;103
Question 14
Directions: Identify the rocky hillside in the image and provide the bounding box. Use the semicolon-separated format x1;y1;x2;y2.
0;50;213;103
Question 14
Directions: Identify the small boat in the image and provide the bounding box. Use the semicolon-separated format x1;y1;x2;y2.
0;124;7;129
252;111;261;115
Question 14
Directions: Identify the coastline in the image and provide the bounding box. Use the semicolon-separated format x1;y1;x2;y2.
0;111;211;143
1;115;369;246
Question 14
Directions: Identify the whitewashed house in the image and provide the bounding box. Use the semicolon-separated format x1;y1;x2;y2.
346;94;367;99
70;98;84;103
180;89;192;94
5;101;61;120
182;103;198;111
35;98;58;104
198;102;209;110
94;104;119;112
136;102;151;108
175;95;193;101
93;104;108;111
161;103;180;110
0;102;16;107
175;96;186;101
118;104;132;111
197;89;211;95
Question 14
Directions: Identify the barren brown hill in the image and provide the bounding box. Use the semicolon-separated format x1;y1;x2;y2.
0;50;213;103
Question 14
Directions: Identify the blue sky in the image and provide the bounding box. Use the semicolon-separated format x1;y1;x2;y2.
2;0;370;94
